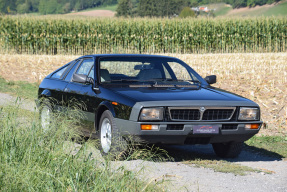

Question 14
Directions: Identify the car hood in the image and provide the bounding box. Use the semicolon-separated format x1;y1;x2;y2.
106;86;251;103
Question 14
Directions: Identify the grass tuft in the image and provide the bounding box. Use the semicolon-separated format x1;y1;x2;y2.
245;136;287;159
184;159;261;176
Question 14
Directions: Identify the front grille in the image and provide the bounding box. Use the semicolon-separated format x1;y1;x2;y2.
168;107;236;121
202;109;234;120
170;109;200;121
166;124;184;130
221;124;238;130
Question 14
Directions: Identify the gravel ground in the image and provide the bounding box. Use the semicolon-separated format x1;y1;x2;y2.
0;92;37;111
1;92;286;192
111;145;287;192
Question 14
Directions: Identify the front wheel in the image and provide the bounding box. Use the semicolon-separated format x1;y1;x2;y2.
39;99;53;132
212;142;243;158
98;110;128;159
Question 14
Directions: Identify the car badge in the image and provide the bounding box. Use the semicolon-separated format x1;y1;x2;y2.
200;107;205;112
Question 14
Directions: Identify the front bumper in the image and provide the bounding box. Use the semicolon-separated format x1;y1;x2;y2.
115;118;262;145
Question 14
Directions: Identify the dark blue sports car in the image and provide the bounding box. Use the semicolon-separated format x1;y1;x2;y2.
38;54;262;158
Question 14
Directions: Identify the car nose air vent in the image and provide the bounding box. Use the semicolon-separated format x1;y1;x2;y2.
166;124;184;130
168;107;236;121
169;108;200;121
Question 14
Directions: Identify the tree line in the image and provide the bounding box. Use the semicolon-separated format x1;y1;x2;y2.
116;0;192;17
116;0;281;17
190;0;280;8
0;0;281;15
0;0;117;14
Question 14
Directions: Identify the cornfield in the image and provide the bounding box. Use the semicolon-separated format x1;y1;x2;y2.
0;16;286;54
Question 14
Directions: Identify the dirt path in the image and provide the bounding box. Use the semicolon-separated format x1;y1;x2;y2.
67;10;115;17
0;92;37;111
1;93;286;192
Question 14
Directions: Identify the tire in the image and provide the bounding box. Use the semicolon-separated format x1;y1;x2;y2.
98;110;128;160
39;99;53;132
212;142;243;158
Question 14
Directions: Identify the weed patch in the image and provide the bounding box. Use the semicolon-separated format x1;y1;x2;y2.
0;76;38;100
184;159;261;176
245;136;287;159
0;105;160;191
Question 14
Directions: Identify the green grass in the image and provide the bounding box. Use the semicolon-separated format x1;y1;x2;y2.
214;6;232;16
0;105;160;191
206;1;287;17
0;76;38;100
245;136;287;159
264;1;287;16
184;159;261;176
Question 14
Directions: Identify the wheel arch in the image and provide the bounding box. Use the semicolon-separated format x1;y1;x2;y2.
37;89;53;107
95;101;116;131
39;89;52;98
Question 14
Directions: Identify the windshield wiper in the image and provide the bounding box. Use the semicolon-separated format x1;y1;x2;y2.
166;79;201;84
111;79;141;82
111;79;165;83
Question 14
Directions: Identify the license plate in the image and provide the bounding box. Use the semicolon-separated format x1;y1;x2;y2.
193;125;219;134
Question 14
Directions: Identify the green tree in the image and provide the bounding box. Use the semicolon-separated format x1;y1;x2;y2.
17;2;30;13
116;0;132;17
0;0;5;13
179;6;196;18
74;2;81;11
137;0;190;17
46;0;58;14
62;2;71;13
138;0;159;17
29;0;40;12
39;0;47;14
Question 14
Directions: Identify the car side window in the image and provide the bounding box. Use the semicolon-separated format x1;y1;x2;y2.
162;64;172;79
76;59;94;76
51;65;69;79
88;66;94;79
64;60;82;82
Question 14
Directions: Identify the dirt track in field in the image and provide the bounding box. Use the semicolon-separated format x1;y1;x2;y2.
67;10;115;17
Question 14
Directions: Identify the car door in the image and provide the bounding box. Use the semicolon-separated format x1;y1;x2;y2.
42;62;74;107
64;58;98;136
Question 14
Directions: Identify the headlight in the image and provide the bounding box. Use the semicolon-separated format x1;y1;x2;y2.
238;107;259;120
139;108;163;121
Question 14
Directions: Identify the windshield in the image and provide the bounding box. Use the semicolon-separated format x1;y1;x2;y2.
99;57;201;87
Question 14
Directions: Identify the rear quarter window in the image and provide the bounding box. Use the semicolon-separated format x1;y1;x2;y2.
64;60;82;82
51;64;70;79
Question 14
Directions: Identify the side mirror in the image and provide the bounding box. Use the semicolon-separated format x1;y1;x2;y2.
72;74;94;85
204;75;217;84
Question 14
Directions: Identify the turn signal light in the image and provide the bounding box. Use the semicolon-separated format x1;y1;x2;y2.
245;124;260;129
141;125;159;130
112;102;118;105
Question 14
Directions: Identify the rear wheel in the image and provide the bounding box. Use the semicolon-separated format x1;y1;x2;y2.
212;142;243;158
98;110;128;159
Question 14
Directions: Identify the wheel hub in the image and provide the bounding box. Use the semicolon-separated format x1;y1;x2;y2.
101;118;112;153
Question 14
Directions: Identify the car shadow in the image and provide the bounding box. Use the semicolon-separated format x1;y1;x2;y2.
156;144;284;163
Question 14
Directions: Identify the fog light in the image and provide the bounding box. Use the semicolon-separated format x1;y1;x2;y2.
245;124;260;129
141;125;159;130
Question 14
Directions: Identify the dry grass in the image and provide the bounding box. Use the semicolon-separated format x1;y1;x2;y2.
0;53;286;135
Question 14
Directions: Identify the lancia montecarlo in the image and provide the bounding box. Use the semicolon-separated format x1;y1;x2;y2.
38;54;262;158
